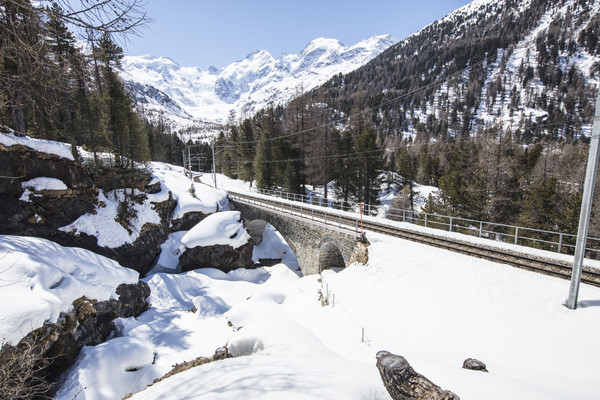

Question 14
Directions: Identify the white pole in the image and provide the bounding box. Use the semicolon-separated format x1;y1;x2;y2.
567;91;600;310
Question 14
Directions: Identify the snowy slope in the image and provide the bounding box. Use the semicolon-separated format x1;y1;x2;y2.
54;228;600;400
305;0;600;141
120;34;397;126
409;0;600;139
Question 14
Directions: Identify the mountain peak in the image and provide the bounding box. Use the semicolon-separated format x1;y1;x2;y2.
120;35;396;125
245;49;271;60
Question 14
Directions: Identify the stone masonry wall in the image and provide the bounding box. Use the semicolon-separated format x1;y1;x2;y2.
232;199;364;275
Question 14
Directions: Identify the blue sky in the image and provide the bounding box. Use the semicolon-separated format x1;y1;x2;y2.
124;0;472;69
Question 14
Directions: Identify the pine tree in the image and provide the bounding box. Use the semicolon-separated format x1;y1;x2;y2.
255;110;276;189
354;119;383;208
239;118;255;182
334;129;357;207
428;140;488;220
1;0;50;135
519;176;565;231
397;146;418;210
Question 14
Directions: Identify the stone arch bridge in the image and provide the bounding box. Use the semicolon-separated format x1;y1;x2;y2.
230;194;368;276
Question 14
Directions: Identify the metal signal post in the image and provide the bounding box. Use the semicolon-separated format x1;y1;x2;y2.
567;91;600;310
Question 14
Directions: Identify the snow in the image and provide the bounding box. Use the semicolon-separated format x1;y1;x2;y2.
147;231;187;274
0;132;74;160
59;162;229;249
252;223;300;271
54;221;600;400
20;177;68;203
21;177;68;191
149;162;229;219
56;337;157;400
59;189;162;248
0;235;138;345
126;356;386;400
181;210;250;250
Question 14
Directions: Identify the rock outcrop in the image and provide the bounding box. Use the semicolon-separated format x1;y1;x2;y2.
179;241;255;273
171;211;209;232
376;351;460;400
0;143;97;237
0;143;178;274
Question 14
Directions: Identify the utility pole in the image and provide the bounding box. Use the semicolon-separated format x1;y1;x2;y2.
567;91;600;310
212;140;217;189
187;146;192;180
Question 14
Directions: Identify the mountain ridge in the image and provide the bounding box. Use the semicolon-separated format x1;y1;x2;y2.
120;34;398;127
304;0;600;141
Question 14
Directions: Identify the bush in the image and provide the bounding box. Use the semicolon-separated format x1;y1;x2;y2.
0;337;53;400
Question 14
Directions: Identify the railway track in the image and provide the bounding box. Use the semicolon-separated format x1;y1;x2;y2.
229;191;600;288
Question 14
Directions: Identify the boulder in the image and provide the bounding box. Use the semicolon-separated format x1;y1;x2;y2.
179;241;255;272
462;358;488;372
171;211;209;232
376;351;460;400
178;211;255;272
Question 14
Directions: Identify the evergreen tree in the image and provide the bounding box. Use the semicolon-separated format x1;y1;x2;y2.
334;129;357;207
519;176;565;231
416;144;441;185
426;140;488;219
239;118;255;182
255;110;276;189
397;146;418;210
353;119;383;208
227;124;240;179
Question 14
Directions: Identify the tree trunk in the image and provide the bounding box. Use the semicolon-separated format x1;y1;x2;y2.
11;91;26;136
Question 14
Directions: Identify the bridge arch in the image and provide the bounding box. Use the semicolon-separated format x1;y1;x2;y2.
232;198;368;276
317;237;346;272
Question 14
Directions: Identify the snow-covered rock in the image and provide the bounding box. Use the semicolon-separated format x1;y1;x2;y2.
181;211;250;250
0;132;74;160
55;336;158;400
178;211;254;272
0;235;139;345
21;177;68;191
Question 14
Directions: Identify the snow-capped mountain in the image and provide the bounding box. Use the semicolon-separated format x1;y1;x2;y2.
119;34;397;126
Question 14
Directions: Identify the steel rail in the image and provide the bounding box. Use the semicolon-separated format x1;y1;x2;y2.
229;191;600;287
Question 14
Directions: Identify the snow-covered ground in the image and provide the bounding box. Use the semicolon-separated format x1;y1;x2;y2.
149;162;229;219
0;235;139;345
54;228;600;399
3;134;599;398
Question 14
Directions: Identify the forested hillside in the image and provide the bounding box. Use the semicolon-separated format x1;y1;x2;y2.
0;0;185;167
214;0;600;248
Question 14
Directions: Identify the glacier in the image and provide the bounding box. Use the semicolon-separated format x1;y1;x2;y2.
119;34;397;126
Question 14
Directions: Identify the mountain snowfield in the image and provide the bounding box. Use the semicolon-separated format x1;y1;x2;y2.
119;34;397;126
